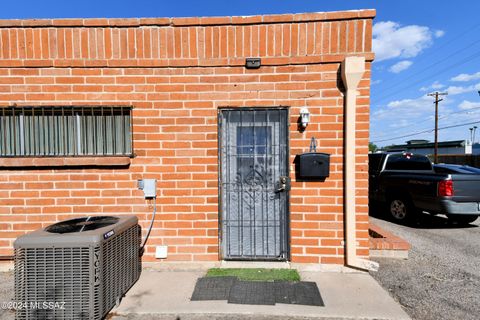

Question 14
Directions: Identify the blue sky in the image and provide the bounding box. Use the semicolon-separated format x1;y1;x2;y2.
2;0;480;147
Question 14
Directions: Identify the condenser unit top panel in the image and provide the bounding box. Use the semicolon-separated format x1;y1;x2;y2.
14;215;138;249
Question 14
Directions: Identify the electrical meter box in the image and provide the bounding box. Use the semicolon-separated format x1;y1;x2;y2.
297;152;330;179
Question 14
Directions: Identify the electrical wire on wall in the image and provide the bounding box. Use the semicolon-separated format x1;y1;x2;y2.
140;197;157;256
137;179;157;257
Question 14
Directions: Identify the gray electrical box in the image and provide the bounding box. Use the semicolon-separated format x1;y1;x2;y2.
298;152;330;179
138;179;157;198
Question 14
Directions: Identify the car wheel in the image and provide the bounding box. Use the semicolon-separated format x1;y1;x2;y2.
447;214;478;225
389;197;414;223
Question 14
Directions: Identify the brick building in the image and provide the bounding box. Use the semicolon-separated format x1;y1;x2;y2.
0;10;375;268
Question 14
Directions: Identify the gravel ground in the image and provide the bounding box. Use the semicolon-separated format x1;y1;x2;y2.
370;214;480;320
0;270;15;320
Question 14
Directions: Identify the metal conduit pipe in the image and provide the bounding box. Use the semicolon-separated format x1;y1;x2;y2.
341;56;379;272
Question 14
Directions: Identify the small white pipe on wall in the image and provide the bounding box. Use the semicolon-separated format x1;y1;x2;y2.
341;56;379;272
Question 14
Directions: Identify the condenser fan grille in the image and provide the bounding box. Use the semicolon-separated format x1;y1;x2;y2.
46;216;120;234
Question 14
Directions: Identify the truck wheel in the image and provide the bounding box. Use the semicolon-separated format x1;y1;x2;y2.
447;215;478;225
388;197;414;223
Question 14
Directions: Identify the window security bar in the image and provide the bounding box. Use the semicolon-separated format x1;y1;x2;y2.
0;106;133;157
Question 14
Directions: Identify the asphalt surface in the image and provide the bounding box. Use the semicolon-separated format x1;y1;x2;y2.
370;213;480;320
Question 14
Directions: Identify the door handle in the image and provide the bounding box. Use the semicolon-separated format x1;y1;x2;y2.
276;176;291;192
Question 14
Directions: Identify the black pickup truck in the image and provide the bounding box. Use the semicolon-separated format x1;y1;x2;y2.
369;152;480;224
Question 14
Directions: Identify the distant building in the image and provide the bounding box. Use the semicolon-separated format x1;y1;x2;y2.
473;143;480;155
383;140;472;155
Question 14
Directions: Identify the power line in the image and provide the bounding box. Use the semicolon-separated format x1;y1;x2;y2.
369;22;480;147
372;128;435;144
373;39;480;99
372;120;480;144
438;105;480;120
391;21;480;68
372;103;480;140
372;49;480;106
371;21;480;102
440;120;480;131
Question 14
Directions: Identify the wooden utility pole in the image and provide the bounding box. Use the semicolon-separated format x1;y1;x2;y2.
428;91;448;163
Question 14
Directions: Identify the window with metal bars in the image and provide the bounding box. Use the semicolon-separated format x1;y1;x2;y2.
0;106;133;157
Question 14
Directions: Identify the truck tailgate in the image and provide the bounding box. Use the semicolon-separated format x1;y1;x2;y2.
451;174;480;202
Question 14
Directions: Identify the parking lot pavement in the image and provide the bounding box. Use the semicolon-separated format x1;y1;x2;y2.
369;215;480;320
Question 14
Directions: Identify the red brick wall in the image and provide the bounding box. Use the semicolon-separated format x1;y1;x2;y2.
0;10;374;264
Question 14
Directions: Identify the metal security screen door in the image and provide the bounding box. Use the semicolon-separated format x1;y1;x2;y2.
219;108;289;260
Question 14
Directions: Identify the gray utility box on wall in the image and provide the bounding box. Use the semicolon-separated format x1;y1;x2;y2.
14;215;141;320
297;152;330;179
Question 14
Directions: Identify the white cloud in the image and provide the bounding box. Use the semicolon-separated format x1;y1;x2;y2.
372;94;480;145
371;95;457;145
372;94;455;132
446;83;480;95
458;100;480;110
371;91;480;145
389;60;413;73
390;119;410;128
434;30;445;38
371;79;382;85
386;96;432;110
447;86;471;95
420;81;445;92
432;82;445;90
372;21;437;61
372;95;435;122
451;71;480;82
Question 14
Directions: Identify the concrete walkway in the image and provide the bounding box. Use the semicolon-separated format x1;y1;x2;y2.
111;269;410;320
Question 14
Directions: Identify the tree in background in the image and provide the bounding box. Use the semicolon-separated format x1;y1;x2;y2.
369;142;378;153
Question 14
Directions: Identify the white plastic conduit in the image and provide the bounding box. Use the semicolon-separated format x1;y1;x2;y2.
341;56;379;272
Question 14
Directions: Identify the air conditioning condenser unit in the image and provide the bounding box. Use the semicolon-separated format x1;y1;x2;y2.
14;215;141;320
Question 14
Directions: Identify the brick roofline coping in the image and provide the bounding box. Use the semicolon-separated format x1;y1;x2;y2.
0;9;376;28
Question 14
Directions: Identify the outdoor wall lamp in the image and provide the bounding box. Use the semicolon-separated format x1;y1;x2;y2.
299;107;310;128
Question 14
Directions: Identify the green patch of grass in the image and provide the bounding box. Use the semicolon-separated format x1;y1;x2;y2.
206;268;300;281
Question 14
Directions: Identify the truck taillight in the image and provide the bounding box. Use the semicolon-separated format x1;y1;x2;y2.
438;179;454;197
